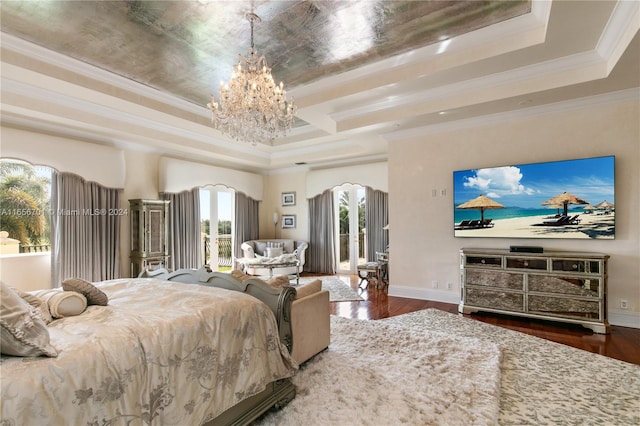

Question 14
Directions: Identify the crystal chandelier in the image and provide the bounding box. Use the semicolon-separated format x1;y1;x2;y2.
207;13;296;146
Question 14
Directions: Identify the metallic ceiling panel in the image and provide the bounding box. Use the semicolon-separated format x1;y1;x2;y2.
0;1;530;107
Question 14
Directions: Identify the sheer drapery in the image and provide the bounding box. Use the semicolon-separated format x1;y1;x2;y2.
50;171;121;286
307;190;335;274
234;192;259;260
365;187;389;261
161;188;201;270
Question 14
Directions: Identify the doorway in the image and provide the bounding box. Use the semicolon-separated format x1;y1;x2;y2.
200;186;234;271
334;184;366;274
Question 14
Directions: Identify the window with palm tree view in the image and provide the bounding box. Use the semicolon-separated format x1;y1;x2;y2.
0;159;52;254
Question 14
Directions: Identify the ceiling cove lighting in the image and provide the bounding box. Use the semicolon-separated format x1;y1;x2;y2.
207;12;296;146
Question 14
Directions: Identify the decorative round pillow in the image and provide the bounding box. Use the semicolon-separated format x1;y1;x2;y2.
31;289;88;318
62;278;108;306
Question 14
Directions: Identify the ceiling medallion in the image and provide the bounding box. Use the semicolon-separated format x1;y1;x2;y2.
207;12;296;146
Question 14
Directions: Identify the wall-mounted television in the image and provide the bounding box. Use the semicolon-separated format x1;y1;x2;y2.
453;156;615;239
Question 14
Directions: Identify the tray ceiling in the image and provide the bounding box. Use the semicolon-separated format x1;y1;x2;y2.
1;1;638;172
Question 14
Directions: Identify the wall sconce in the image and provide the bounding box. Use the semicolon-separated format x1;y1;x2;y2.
273;212;279;237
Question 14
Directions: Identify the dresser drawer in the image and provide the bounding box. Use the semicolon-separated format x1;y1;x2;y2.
528;275;599;297
506;257;547;270
528;295;600;320
551;259;601;274
465;269;523;290
466;287;524;312
465;255;502;268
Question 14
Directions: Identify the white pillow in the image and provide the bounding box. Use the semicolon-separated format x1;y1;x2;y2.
16;290;53;324
267;247;283;258
30;289;88;318
1;282;58;357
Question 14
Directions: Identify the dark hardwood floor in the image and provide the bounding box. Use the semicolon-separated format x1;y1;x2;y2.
322;273;640;366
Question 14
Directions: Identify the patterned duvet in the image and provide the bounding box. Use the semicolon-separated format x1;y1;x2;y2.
0;278;297;425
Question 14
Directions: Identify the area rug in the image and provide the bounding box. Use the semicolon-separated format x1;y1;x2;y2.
257;313;503;425
381;309;640;425
257;310;640;425
293;276;364;302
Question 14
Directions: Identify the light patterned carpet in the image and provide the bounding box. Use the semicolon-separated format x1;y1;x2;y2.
258;311;502;425
258;309;640;425
293;276;363;302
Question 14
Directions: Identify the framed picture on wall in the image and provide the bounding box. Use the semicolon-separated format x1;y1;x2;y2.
282;214;296;229
282;191;296;206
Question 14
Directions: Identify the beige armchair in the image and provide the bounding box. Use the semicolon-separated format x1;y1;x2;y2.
289;279;330;365
231;270;330;365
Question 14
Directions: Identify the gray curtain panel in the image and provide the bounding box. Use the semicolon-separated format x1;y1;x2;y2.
365;187;389;261
161;188;201;270
50;171;121;286
234;192;259;260
307;190;336;274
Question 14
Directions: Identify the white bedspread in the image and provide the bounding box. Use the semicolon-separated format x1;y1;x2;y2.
0;278;297;425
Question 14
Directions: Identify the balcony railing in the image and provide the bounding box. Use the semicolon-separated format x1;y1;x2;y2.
20;244;51;253
203;234;232;269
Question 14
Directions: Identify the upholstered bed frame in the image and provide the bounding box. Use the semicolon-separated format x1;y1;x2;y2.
139;267;297;425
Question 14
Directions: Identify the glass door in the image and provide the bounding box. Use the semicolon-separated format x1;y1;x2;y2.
335;184;366;274
200;186;234;271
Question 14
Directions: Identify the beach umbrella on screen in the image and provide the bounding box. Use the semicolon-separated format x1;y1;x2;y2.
541;192;589;216
456;194;505;224
545;203;564;215
595;200;615;210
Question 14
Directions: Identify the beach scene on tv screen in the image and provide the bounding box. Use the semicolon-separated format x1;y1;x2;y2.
454;156;615;239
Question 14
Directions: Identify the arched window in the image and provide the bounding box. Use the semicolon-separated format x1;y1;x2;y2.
0;159;53;254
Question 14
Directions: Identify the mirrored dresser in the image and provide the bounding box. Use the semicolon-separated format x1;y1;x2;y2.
459;248;610;333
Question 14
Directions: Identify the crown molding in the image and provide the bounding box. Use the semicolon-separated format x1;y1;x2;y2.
1;33;208;117
0;76;272;161
383;88;639;143
331;49;604;125
597;0;640;73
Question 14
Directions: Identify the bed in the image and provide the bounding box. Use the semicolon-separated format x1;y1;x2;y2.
0;267;298;425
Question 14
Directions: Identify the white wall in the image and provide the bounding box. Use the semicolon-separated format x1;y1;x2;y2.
264;170;309;241
388;96;640;327
0;253;51;291
2;97;637;328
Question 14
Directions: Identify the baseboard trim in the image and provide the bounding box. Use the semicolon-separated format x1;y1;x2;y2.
608;310;640;329
388;286;640;329
388;285;459;305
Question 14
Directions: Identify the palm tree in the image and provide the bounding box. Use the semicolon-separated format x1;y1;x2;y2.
0;160;51;245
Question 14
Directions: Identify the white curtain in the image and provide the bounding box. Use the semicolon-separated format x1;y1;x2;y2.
234;192;259;260
161;188;201;270
50;171;121;286
307;190;335;274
